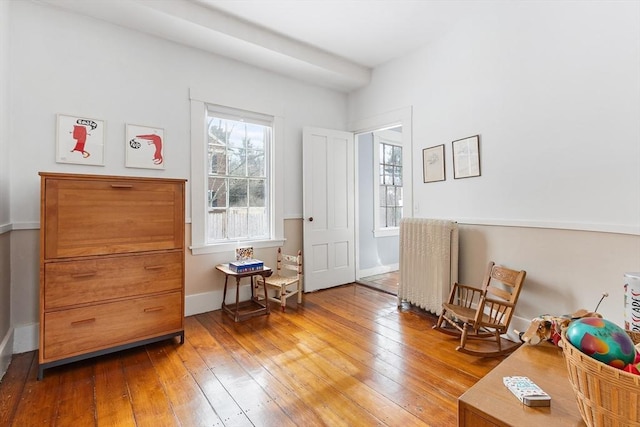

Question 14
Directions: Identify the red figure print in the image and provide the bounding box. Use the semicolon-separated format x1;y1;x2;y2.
70;125;90;158
136;134;163;165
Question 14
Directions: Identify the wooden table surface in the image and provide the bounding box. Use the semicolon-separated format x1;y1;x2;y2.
458;343;586;427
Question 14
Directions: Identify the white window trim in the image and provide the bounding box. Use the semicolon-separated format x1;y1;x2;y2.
189;89;284;255
373;129;402;238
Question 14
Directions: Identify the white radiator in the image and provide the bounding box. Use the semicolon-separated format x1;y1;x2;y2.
398;218;459;314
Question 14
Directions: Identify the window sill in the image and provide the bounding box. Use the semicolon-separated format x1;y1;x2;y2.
373;228;399;238
190;238;286;255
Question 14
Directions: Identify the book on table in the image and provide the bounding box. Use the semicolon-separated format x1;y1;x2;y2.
229;259;264;273
503;376;551;407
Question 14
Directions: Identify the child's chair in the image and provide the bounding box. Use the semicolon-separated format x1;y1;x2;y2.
255;248;303;312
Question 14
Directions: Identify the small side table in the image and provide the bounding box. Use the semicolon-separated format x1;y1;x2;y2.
216;264;273;322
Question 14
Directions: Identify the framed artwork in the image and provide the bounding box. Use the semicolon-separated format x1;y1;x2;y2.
452;135;481;179
126;124;164;169
56;114;105;166
423;144;445;183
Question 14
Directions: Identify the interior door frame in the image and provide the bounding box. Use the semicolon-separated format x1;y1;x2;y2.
349;106;413;282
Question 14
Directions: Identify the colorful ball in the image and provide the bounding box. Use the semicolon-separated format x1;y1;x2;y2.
566;317;636;369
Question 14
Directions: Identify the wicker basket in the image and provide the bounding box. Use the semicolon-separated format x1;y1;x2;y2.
561;329;640;427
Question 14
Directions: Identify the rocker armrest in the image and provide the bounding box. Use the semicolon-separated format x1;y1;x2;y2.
452;283;482;292
448;283;484;306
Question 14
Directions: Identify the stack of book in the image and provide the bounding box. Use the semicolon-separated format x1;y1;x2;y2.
229;259;264;273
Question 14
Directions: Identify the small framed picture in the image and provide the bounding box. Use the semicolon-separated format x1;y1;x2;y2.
452;135;481;179
56;114;105;166
125;124;164;169
423;144;445;183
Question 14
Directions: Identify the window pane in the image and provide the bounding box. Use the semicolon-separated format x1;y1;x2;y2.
386;207;395;228
247;150;265;177
394;166;402;186
207;118;229;146
227;120;247;149
228;148;246;176
379;207;386;228
207;209;227;241
379;186;386;208
382;144;393;165
248;207;268;238
209;146;226;175
228;208;248;239
384;165;394;185
395;207;403;226
245;123;267;150
229;179;247;207
208;177;226;208
386;186;395;206
249;179;265;207
396;187;403;206
392;146;402;165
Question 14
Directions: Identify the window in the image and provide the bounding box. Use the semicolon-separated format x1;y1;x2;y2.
190;89;284;255
379;141;403;228
206;108;271;243
373;128;403;237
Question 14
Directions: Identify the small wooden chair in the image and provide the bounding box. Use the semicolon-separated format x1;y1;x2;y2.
255;248;303;312
433;261;526;357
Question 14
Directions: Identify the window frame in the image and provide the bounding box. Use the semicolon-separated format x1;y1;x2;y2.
372;129;403;238
190;89;284;255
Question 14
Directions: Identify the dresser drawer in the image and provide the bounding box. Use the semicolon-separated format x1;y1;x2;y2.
42;291;183;361
42;176;184;259
44;251;183;310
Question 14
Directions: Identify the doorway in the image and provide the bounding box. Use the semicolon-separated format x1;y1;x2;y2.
355;127;402;295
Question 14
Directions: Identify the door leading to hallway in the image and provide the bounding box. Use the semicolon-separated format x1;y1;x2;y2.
302;127;355;292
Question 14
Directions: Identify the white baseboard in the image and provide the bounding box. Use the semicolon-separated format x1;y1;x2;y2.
0;326;14;380
14;322;38;354
359;263;399;279
185;284;254;317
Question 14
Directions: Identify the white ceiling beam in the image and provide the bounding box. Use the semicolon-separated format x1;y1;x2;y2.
37;0;371;91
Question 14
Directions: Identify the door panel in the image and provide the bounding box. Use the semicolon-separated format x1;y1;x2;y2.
303;127;355;292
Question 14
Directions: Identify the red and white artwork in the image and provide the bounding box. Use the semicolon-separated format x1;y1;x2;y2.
56;114;105;165
126;124;164;169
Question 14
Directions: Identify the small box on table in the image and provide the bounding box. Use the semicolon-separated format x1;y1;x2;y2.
229;259;264;273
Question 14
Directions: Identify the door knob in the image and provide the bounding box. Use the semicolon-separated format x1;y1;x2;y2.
308;217;314;222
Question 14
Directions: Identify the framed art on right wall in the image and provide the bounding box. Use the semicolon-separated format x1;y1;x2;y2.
452;135;481;179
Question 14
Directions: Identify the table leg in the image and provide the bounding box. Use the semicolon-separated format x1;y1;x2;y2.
234;276;241;322
262;275;270;314
221;275;229;310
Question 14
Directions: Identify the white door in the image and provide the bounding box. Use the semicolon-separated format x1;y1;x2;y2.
303;127;355;292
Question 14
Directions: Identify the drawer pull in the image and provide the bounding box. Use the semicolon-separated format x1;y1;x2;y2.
144;265;165;270
144;306;165;313
110;184;133;189
71;272;97;279
71;318;96;326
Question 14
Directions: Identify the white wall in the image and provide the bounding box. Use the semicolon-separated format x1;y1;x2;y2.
0;0;13;376
349;1;640;328
8;1;347;350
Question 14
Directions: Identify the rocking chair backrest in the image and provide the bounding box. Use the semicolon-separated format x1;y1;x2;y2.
475;263;527;330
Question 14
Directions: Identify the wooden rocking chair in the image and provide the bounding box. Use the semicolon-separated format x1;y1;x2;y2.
433;261;526;357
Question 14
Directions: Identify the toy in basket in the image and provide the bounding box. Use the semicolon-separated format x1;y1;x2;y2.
561;320;640;427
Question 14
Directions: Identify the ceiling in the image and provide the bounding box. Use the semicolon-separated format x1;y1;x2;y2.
38;0;487;92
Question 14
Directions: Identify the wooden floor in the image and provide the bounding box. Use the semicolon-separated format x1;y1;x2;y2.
358;271;399;295
0;284;506;427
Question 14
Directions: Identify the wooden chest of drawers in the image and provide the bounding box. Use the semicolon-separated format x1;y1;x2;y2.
38;172;186;379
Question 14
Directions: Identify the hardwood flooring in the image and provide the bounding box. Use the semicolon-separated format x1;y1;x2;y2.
357;271;399;295
0;284;505;427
